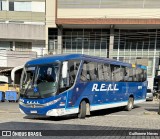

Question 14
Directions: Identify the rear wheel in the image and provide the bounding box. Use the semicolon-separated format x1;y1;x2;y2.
78;101;86;119
125;97;134;111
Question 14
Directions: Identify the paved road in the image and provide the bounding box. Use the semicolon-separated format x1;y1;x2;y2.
0;100;159;138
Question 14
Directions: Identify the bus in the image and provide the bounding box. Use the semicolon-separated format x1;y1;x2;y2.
19;54;147;118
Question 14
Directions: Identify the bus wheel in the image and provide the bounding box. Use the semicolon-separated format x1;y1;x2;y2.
125;97;134;111
78;101;86;119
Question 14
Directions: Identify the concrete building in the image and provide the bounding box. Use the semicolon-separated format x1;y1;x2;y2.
0;0;46;64
46;0;160;89
0;0;46;83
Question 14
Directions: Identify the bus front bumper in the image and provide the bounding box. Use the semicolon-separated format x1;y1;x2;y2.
19;105;79;117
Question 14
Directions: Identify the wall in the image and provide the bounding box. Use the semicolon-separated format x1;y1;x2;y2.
45;0;57;52
58;9;160;19
32;40;47;57
0;23;45;40
0;50;37;67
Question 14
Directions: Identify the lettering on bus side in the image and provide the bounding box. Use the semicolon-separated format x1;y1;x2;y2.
92;84;119;92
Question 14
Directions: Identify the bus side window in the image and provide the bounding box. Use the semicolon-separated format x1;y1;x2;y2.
142;69;146;81
111;65;121;82
80;62;88;81
119;66;124;81
98;63;104;81
88;62;97;81
136;68;142;82
132;68;137;81
68;60;80;86
80;61;97;81
103;64;111;81
98;63;111;81
127;68;133;82
142;69;147;81
123;67;128;81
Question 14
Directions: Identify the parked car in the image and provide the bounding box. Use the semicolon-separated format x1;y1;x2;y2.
146;89;153;101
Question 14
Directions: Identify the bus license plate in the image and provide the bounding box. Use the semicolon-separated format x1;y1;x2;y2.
30;110;37;114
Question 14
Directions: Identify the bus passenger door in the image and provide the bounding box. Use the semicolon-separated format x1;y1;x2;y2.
59;60;81;108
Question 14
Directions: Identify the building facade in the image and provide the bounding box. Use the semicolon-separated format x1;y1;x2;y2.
47;0;160;89
0;0;47;83
0;0;46;68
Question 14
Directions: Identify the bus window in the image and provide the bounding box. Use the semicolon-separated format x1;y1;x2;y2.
88;62;97;81
20;63;60;98
136;68;142;82
142;69;147;81
119;66;125;81
21;66;35;91
59;60;80;93
132;68;137;81
98;63;111;81
68;60;80;86
125;67;133;82
123;67;128;81
111;65;123;82
80;63;88;81
103;64;111;81
80;61;97;81
98;63;104;81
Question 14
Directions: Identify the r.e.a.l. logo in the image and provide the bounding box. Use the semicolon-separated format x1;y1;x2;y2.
26;101;40;104
92;84;119;92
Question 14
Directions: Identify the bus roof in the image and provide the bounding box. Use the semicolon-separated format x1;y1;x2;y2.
25;54;146;69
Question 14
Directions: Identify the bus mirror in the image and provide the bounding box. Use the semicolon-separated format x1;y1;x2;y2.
62;61;68;78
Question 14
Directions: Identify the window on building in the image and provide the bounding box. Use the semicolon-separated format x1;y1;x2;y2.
15;42;32;51
31;2;45;12
14;2;31;11
9;2;14;11
0;41;11;50
0;1;6;11
63;29;109;57
0;1;2;11
9;1;42;12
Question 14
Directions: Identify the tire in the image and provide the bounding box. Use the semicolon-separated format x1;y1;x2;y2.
78;100;86;119
125;97;134;111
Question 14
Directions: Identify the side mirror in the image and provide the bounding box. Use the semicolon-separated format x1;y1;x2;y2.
62;61;68;78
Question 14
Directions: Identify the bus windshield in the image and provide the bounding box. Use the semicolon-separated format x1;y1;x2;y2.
20;63;60;98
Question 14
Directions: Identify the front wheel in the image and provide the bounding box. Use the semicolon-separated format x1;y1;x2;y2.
125;97;134;111
78;101;86;119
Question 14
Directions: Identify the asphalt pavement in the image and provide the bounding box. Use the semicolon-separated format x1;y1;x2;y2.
0;100;159;138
